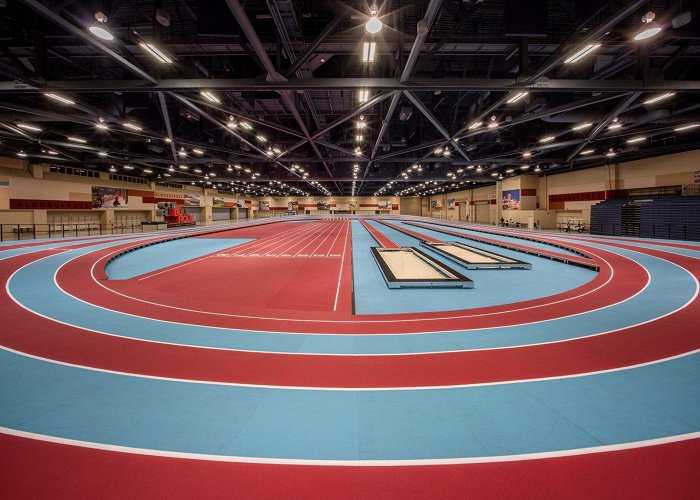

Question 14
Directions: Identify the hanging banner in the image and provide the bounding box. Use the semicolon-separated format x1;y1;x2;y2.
92;186;128;208
502;189;521;210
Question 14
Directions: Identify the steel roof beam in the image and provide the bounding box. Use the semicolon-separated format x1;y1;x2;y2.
6;78;698;93
16;0;158;85
404;91;470;161
565;92;642;161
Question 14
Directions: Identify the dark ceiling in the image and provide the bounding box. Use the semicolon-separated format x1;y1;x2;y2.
0;0;698;197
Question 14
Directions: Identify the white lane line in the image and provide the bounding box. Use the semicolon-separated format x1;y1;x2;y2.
138;254;216;281
333;221;350;312
2;424;700;466
232;221;319;256
309;219;344;257
325;221;345;257
259;221;327;257
292;220;341;258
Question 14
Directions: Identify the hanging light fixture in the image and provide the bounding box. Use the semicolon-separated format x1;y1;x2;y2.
366;3;382;33
634;11;662;41
89;11;114;41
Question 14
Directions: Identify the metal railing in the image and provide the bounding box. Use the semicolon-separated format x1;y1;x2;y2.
0;221;236;242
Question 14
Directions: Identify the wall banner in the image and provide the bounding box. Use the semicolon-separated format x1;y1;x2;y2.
502;189;521;210
92;186;128;208
447;198;456;210
184;193;200;206
213;197;225;207
259;201;270;211
317;201;330;210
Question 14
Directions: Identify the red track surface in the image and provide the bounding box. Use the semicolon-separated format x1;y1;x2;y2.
2;240;698;388
58;239;633;333
2;432;699;500
3;219;700;498
359;219;400;248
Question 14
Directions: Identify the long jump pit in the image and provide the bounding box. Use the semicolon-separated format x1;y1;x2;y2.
421;241;532;270
370;247;473;289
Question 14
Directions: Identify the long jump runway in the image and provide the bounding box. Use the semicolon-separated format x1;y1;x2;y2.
1;216;699;499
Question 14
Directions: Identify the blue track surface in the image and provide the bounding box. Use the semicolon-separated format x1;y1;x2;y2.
6;230;695;355
353;220;596;314
105;237;253;279
1;347;699;459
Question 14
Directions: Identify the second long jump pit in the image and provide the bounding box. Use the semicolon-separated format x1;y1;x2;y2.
370;247;473;288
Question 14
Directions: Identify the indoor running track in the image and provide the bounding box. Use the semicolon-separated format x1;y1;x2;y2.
1;216;699;499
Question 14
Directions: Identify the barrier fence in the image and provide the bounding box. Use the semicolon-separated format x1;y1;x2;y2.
591;223;700;241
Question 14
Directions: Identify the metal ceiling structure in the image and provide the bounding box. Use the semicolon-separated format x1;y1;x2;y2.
0;0;698;197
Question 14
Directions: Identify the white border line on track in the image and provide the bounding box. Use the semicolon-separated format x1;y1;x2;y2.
1;425;698;466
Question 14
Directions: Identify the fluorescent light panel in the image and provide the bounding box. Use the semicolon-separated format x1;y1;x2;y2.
139;43;172;63
674;123;699;132
572;122;593;131
44;93;76;105
627;136;646;144
506;92;528;104
17;123;42;132
564;43;601;64
362;42;376;63
643;92;676;105
200;91;220;104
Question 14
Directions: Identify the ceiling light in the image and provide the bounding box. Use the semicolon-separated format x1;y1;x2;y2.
96;123;109;130
643;92;676;105
674;123;699;132
520;165;530;170
358;89;369;103
234;164;242;169
88;11;113;40
272;147;281;154
17;150;27;157
506;92;528;104
143;169;153;174
534;165;541;172
362;42;376;63
608;123;622;130
366;16;382;34
627;136;646;144
123;122;142;131
505;168;515;173
98;151;108;157
635;11;662;41
540;135;555;143
16;123;42;132
109;165;117;172
179;165;188;170
357;121;367;129
522;151;531;158
572;122;593;131
139;42;173;63
194;168;202;173
47;150;59;155
468;121;483;130
240;121;252;130
564;43;601;64
256;134;267;142
580;148;595;155
67;136;87;143
200;91;220;104
434;147;443;155
192;148;204;155
356;135;363;142
44;92;76;105
606;149;616;157
487;122;498;129
491;172;498;177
